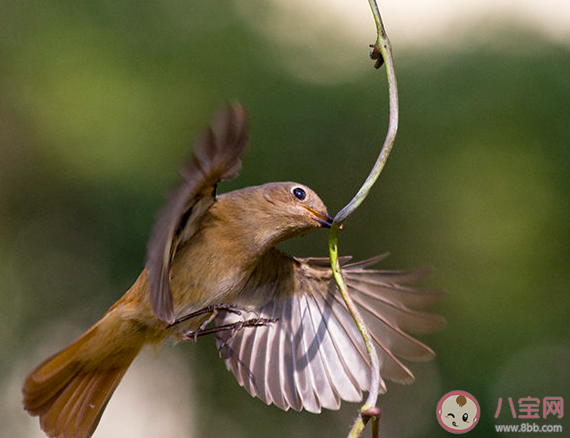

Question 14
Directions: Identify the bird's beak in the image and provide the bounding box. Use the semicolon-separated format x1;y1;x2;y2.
303;206;333;228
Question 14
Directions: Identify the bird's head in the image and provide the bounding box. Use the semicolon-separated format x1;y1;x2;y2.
219;182;333;252
262;181;333;230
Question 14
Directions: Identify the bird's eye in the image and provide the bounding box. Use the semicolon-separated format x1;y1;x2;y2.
292;187;306;200
462;413;468;422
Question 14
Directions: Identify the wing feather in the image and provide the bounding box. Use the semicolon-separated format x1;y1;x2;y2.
248;317;270;400
346;275;445;310
214;250;444;412
351;293;436;360
317;290;371;392
235;316;256;396
292;294;319;412
145;103;249;322
302;294;343;409
265;300;290;410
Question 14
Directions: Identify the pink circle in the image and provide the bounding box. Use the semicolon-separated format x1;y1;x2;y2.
436;390;480;434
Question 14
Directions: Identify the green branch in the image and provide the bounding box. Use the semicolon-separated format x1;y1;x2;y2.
328;1;399;437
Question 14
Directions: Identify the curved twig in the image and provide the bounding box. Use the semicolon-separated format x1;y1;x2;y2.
328;1;399;437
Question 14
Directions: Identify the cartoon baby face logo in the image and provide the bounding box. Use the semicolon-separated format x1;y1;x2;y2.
437;390;480;433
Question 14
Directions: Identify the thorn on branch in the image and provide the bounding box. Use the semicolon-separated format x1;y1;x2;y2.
369;43;384;69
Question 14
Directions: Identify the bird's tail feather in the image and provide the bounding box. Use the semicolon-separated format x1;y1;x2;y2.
23;311;145;438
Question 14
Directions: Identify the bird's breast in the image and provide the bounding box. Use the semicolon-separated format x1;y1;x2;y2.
167;228;258;319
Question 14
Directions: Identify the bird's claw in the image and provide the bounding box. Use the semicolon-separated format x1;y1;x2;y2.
166;303;257;329
179;316;278;349
216;317;278;352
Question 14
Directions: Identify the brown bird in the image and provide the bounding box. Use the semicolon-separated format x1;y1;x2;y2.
22;103;445;438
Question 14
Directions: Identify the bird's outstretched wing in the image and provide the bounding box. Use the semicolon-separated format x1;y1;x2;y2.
214;249;445;413
146;103;249;323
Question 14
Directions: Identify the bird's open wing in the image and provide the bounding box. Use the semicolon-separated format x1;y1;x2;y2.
214;249;445;413
146;103;249;322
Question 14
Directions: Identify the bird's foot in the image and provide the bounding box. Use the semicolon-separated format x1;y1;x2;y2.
180;317;278;349
215;317;278;351
166;303;256;329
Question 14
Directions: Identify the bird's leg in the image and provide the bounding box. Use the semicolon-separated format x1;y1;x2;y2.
216;317;278;351
191;305;250;342
180;317;278;350
166;303;255;329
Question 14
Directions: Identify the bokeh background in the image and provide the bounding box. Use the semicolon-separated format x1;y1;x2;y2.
1;0;569;437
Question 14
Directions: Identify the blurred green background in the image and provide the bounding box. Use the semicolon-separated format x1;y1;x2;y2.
1;1;569;437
